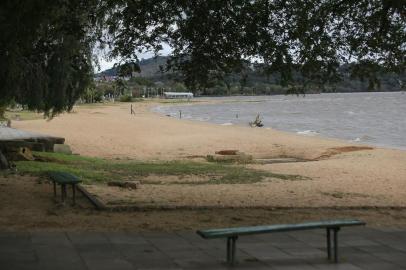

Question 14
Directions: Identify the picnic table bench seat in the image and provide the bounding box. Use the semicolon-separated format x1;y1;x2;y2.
48;171;82;205
197;219;366;265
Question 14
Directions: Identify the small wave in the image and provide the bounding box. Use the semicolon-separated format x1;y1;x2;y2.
297;130;319;136
221;123;233;126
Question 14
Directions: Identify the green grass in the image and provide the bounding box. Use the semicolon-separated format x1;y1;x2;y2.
157;99;201;104
74;102;119;109
14;152;307;185
5;110;43;121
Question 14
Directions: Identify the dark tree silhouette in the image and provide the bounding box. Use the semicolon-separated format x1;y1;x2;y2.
0;0;405;114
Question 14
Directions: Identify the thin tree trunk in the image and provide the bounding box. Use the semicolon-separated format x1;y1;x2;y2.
0;150;10;170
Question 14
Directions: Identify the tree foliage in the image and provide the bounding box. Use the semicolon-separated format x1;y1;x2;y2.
0;0;405;115
106;0;405;91
0;0;99;116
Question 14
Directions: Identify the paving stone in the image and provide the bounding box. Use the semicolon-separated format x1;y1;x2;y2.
310;262;363;270
278;246;326;259
38;261;88;270
137;268;183;270
108;232;149;245
67;232;109;245
30;232;71;246
0;228;406;269
0;262;42;270
353;261;406;270
370;251;406;267
263;257;317;270
85;258;135;270
116;243;165;259
239;243;291;260
77;243;122;261
356;245;398;253
0;247;37;263
341;239;381;247
34;245;82;264
0;233;32;247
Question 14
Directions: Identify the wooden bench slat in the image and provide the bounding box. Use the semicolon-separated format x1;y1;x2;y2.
197;219;365;239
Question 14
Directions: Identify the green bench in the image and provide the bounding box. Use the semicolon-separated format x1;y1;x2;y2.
197;219;366;265
48;171;82;205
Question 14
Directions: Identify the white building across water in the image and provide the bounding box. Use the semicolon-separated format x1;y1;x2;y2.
163;92;193;99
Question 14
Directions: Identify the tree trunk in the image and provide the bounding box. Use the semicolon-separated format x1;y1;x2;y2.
0;150;10;170
0;106;6;120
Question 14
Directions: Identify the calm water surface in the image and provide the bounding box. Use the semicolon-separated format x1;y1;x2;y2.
153;92;406;150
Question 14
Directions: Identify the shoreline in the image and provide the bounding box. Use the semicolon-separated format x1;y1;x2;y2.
152;93;406;151
151;101;406;152
12;98;405;157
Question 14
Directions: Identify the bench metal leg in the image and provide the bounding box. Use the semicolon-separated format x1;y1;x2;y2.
226;236;238;265
333;228;340;263
326;228;331;260
53;181;57;198
61;184;66;205
72;184;76;206
227;237;231;263
326;227;340;263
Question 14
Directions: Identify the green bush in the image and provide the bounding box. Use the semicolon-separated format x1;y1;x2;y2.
119;95;133;102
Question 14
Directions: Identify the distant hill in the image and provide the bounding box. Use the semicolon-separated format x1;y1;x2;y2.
95;56;404;94
96;56;168;78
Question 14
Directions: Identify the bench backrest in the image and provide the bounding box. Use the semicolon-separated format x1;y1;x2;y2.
197;219;366;239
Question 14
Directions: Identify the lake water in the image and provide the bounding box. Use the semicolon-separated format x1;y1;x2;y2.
153;92;406;150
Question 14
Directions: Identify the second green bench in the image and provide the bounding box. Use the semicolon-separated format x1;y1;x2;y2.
48;171;82;205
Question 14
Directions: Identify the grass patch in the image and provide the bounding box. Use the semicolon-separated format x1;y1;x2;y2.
74;102;119;109
15;152;307;185
5;110;43;121
157;99;201;104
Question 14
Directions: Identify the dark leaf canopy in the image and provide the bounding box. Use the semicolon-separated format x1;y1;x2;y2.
106;0;405;90
0;0;99;116
1;0;405;115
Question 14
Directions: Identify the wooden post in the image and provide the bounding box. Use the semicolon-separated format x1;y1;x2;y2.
179;110;182;119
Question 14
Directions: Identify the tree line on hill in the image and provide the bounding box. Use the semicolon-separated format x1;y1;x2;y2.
90;56;404;101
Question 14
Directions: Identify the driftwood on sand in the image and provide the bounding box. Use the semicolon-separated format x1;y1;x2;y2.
249;114;263;127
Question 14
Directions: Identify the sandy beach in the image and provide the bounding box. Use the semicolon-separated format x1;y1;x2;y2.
10;101;406;210
12;101;388;160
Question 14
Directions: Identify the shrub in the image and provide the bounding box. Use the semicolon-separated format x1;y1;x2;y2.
119;95;133;102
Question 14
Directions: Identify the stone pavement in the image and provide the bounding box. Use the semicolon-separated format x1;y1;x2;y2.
1;227;406;270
